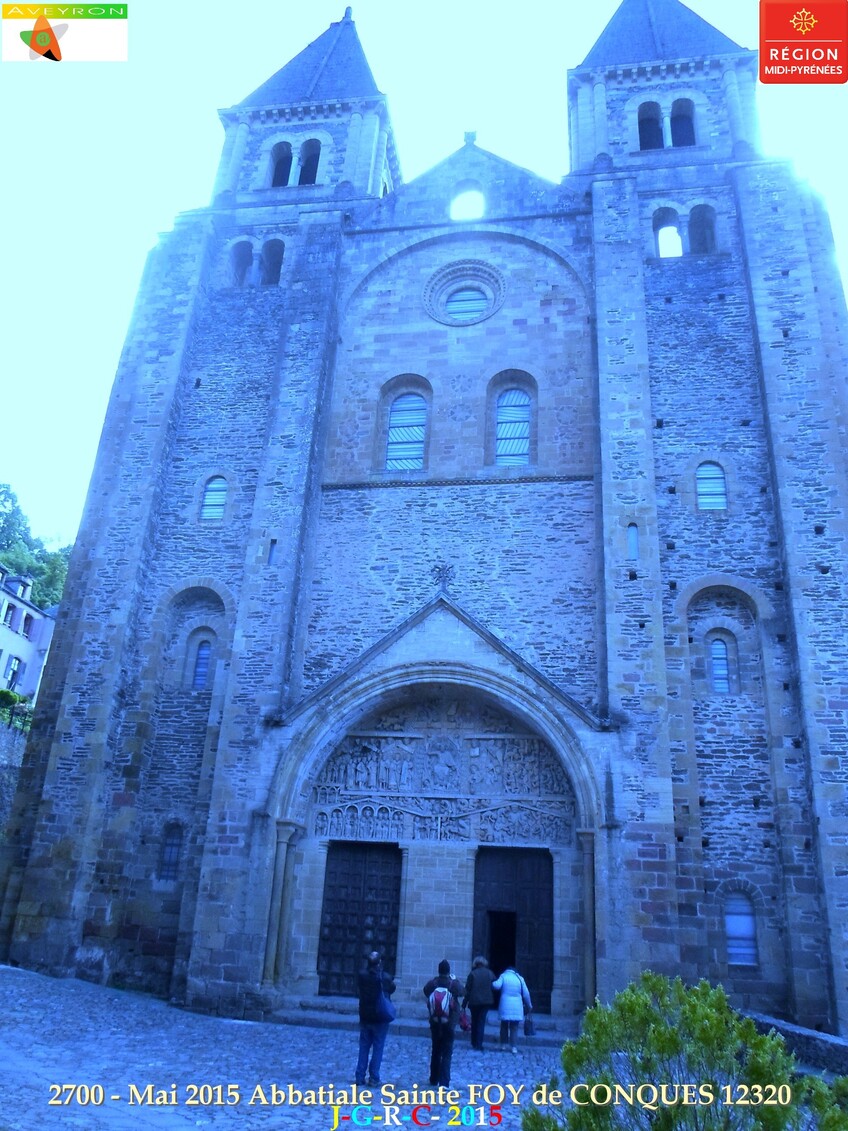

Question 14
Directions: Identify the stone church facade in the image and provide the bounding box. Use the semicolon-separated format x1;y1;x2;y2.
2;0;847;1034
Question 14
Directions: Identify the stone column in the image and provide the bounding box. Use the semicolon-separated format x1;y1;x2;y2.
592;82;608;158
263;821;299;983
661;112;672;150
343;112;364;184
394;846;410;988
226;119;250;195
370;121;389;196
576;82;592;170
723;69;745;148
578;831;596;1006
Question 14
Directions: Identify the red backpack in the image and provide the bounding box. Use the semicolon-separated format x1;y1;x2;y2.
428;982;454;1023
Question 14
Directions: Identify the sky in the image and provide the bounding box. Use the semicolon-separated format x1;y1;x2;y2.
0;0;846;548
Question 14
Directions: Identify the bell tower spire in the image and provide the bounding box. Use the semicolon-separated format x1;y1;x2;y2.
568;0;757;172
213;9;400;202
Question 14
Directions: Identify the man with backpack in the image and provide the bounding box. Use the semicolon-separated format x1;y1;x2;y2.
422;959;464;1087
356;951;396;1086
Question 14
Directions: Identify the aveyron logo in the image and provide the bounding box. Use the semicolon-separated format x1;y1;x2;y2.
1;4;128;62
20;14;65;60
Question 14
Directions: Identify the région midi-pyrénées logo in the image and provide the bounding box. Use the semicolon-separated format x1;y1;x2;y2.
1;5;128;62
760;1;848;82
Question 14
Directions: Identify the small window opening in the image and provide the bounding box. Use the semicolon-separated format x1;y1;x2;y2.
260;239;284;286
271;143;293;187
709;637;731;693
445;287;488;321
689;205;717;254
192;640;212;690
626;523;639;561
495;388;531;466
22;614;34;640
386;393;426;471
653;208;682;258
159;824;183;882
725;892;758;965
200;476;228;521
696;461;727;510
230;241;253;287
450;190;485;221
298;139;321;186
670;99;696;147
638;102;664;151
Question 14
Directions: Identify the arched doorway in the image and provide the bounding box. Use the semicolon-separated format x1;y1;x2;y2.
307;685;579;1010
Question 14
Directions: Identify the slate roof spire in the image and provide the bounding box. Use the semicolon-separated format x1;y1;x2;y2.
580;0;744;68
239;8;381;108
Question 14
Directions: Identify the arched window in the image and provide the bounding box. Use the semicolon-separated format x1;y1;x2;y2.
386;393;427;470
671;99;696;147
230;241;253;287
689;205;717;254
158;823;183;882
638;102;663;151
298;139;321;186
696;461;727;510
709;636;731;693
725;892;758;966
260;239;284;286
191;640;212;689
200;476;227;521
653;208;683;258
626;523;639;561
495;389;531;465
271;142;292;187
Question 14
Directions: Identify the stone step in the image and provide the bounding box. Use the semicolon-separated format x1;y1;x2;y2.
268;1001;578;1048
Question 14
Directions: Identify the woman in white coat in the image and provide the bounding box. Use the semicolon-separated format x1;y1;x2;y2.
491;966;531;1052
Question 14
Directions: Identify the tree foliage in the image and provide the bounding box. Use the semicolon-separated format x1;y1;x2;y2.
0;483;71;609
522;972;848;1130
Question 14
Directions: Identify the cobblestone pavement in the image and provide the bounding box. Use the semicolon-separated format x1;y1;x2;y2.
0;966;566;1131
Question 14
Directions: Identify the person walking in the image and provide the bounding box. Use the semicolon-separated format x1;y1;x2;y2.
356;950;396;1086
492;965;531;1053
422;959;463;1086
462;956;496;1051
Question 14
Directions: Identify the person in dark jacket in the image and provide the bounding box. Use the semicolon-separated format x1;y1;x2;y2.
422;959;464;1087
462;955;496;1050
356;950;396;1086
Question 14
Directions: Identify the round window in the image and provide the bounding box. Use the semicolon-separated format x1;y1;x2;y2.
423;261;505;327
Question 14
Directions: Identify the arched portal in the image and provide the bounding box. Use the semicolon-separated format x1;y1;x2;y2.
302;684;581;1013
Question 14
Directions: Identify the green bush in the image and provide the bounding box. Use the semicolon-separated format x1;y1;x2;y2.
522;972;848;1129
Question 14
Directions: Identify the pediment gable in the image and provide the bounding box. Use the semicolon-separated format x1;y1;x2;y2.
286;593;604;731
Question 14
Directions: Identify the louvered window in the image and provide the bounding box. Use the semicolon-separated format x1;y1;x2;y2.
444;287;487;322
696;462;727;510
709;637;730;693
725;893;758;966
192;640;212;690
386;393;426;470
200;477;227;521
495;389;531;465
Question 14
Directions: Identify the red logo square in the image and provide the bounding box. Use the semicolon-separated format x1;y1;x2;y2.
760;1;848;82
